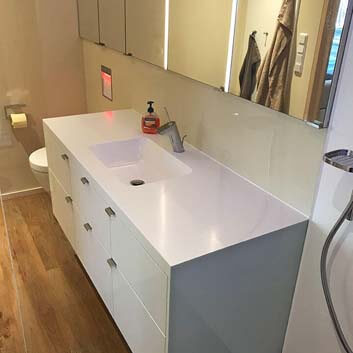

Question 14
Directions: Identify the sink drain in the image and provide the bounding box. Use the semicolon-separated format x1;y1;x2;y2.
130;179;145;186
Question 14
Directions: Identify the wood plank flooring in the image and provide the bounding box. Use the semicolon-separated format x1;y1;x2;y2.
0;195;26;352
0;193;131;353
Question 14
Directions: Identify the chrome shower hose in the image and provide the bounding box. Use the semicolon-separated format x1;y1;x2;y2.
321;198;353;353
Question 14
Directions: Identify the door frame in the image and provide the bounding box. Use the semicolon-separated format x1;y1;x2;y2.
304;0;353;127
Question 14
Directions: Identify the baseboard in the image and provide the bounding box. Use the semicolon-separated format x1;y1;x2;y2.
2;187;45;200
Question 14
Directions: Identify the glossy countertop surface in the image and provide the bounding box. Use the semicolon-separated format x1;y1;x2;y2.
44;110;307;268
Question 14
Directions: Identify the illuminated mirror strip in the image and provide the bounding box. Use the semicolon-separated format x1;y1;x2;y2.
164;0;170;70
224;0;238;93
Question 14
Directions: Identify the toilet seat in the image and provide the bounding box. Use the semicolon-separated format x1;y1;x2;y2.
29;147;48;173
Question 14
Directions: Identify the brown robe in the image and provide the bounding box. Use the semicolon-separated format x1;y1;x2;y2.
239;34;261;100
255;0;296;112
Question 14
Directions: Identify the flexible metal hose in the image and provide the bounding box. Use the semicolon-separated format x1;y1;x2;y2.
321;198;353;353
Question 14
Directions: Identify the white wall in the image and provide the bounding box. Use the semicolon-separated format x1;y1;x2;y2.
284;12;353;353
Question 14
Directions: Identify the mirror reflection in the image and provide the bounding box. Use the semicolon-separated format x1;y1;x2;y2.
76;0;351;128
230;0;349;125
168;0;233;88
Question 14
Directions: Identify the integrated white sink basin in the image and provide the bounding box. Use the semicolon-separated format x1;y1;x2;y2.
90;137;192;185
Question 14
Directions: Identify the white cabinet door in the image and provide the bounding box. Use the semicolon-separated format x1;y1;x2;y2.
77;0;100;43
113;268;165;353
99;0;125;52
45;129;72;195
71;160;112;253
111;213;168;334
49;171;75;250
74;209;114;314
126;0;166;67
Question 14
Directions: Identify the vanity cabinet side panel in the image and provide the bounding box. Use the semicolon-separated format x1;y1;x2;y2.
168;221;308;353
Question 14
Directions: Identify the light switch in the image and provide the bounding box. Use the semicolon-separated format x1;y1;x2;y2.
299;33;308;45
297;43;305;55
295;33;308;75
101;65;113;101
296;54;304;65
294;54;304;74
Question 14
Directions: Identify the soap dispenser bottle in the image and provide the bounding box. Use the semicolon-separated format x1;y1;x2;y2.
142;101;160;134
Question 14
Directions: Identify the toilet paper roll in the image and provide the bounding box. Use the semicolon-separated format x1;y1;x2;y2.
10;113;27;129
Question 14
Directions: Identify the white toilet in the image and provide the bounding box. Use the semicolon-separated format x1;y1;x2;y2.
29;147;50;193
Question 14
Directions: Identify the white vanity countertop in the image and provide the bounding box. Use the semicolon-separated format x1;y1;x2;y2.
44;109;307;269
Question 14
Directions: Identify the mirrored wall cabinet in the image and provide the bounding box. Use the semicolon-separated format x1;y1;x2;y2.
77;0;125;52
126;0;166;68
76;0;353;128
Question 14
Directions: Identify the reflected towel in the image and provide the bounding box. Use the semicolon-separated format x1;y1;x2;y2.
256;0;296;112
239;34;261;100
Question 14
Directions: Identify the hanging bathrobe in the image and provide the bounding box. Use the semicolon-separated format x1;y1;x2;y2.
239;33;261;100
256;0;296;112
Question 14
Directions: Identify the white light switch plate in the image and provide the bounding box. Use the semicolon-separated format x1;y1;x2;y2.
299;33;308;45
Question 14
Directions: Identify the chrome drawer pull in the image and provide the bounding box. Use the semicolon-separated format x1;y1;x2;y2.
83;223;92;232
61;154;69;161
80;177;89;185
65;196;73;204
105;207;116;217
107;258;117;269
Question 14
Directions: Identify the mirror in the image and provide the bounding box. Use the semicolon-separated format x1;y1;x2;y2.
229;0;351;126
126;0;166;68
77;0;352;128
168;0;233;89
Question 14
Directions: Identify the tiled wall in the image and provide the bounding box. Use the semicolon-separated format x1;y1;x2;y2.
82;40;326;215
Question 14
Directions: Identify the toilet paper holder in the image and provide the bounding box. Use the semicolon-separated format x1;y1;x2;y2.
4;104;26;119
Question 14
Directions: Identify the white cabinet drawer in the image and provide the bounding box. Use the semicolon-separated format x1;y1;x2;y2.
49;170;75;249
111;213;168;334
71;160;112;253
46;130;72;195
74;209;114;314
113;268;165;353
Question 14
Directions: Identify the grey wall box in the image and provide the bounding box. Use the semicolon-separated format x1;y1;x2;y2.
99;0;125;52
168;221;308;353
77;0;100;43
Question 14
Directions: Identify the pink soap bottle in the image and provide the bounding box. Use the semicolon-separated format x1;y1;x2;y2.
142;101;160;134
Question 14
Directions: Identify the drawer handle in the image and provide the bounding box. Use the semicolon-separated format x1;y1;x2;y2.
61;154;69;161
107;258;117;269
65;196;73;204
105;207;116;217
80;177;89;185
83;223;92;232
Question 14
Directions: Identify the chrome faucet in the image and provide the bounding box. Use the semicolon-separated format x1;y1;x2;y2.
157;121;186;153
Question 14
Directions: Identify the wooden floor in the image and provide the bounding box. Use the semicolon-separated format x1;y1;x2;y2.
0;193;131;353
